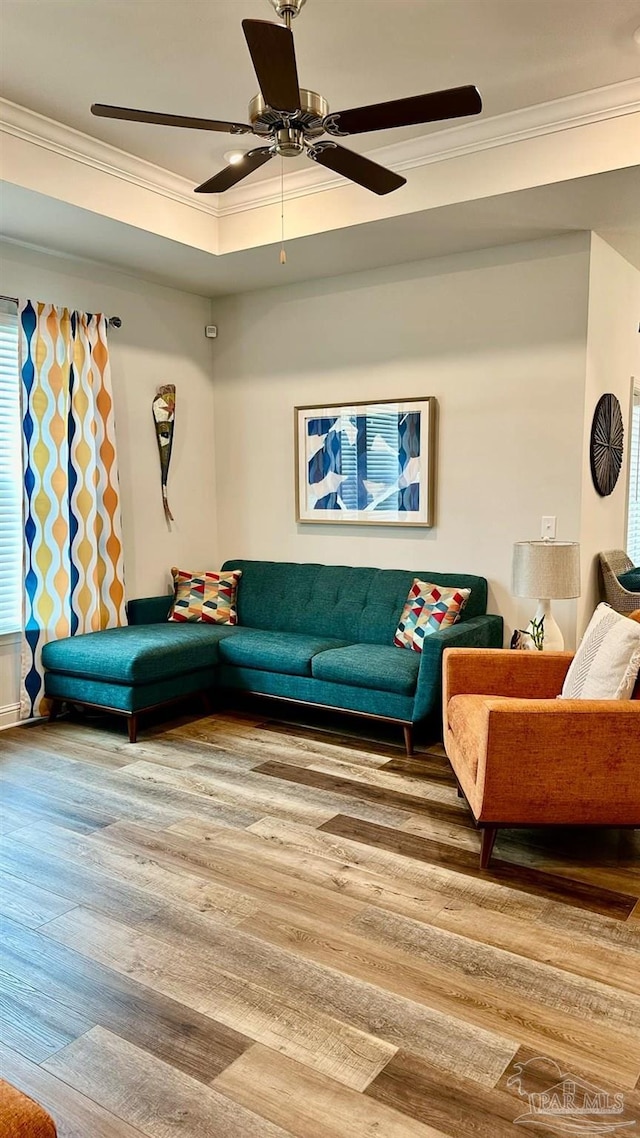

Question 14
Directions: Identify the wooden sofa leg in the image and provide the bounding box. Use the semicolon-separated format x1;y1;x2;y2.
403;724;414;757
48;699;61;723
127;715;138;744
479;825;498;870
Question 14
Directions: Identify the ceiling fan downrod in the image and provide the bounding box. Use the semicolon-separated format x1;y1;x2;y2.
268;0;307;29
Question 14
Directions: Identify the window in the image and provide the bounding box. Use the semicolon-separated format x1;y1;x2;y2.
0;311;21;635
628;388;640;565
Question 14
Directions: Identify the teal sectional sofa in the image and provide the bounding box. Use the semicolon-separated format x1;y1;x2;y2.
42;559;503;750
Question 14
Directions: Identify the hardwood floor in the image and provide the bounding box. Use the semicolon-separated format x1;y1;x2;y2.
1;708;639;1137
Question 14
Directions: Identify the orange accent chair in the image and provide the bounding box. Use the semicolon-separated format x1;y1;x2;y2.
0;1081;57;1137
443;648;640;868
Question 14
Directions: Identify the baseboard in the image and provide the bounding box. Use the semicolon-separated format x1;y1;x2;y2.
0;703;20;729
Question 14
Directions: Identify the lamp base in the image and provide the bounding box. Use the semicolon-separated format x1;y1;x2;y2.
525;599;564;651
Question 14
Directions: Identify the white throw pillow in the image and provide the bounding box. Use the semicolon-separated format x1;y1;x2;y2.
560;603;640;700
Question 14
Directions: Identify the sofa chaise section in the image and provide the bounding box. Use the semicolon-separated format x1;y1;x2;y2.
43;613;236;742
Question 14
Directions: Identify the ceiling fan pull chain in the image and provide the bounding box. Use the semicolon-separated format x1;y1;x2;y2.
280;155;287;264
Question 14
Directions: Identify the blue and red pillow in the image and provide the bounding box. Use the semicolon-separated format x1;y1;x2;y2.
394;578;470;652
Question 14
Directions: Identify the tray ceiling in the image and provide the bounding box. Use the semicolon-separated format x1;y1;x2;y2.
2;0;640;185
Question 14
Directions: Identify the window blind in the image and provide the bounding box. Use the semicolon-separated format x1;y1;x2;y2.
627;388;640;565
0;312;22;635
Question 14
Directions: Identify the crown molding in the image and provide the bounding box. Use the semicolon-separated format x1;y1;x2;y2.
2;77;639;222
0;98;221;218
220;77;640;214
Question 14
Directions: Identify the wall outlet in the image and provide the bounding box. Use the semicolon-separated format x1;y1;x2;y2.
541;515;557;540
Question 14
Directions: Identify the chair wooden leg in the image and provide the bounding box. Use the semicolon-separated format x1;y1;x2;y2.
200;690;213;715
127;715;138;744
479;825;498;870
403;724;414;757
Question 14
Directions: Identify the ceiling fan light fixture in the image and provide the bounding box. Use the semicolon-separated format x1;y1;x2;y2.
224;150;246;164
275;126;304;157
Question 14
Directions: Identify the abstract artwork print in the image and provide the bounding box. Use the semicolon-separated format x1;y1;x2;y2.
296;398;435;526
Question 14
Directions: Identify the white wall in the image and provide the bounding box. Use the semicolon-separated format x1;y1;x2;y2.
0;240;217;723
577;234;640;631
212;235;590;646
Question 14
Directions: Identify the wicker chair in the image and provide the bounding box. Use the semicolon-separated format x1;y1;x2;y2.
599;550;640;614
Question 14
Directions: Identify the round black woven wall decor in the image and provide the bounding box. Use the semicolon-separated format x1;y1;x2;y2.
589;393;624;497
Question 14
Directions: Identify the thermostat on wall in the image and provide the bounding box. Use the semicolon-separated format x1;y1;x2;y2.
205;325;218;339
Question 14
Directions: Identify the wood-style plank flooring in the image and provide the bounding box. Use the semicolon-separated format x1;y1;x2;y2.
1;708;639;1137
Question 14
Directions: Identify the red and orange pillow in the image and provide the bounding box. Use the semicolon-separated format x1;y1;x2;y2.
168;567;242;624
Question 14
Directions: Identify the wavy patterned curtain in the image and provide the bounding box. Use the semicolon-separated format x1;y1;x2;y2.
19;301;126;718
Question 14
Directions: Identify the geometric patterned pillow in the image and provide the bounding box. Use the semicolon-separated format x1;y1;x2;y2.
168;567;242;624
393;578;470;652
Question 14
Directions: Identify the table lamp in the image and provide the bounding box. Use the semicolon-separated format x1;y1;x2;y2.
512;540;580;650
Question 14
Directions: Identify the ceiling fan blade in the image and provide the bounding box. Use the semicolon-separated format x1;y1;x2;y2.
242;19;301;111
308;143;405;196
195;147;274;193
325;85;482;136
91;103;252;134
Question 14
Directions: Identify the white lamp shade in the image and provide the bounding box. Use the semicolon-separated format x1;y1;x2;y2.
512;541;581;600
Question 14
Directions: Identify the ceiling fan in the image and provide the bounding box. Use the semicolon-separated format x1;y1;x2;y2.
91;0;482;197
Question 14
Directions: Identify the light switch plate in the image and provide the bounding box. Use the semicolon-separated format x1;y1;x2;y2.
541;516;557;540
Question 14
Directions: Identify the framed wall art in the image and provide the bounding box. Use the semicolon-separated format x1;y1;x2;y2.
295;396;436;526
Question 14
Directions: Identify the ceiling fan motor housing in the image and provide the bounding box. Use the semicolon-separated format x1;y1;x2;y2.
248;88;328;146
